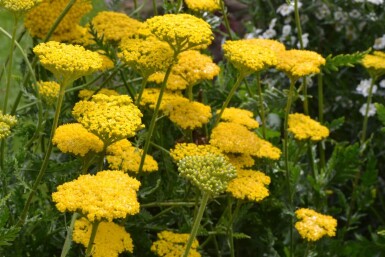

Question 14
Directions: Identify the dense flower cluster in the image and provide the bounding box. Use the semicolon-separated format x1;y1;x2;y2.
177;153;237;195
151;231;201;257
73;218;133;257
170;143;222;162
78;88;119;100
184;0;220;12
37;81;60;105
226;153;255;169
227;169;270;202
288;113;329;141
218;107;259;129
52;123;104;157
362;51;385;78
106;139;158;173
295;208;337;241
148;72;188;90
0;114;17;140
247;38;286;54
0;0;41;13
72;94;144;144
140;88;183;109
52;170;141;222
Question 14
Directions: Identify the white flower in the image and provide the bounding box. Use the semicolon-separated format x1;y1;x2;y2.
282;25;292;37
269;18;277;29
367;0;383;5
379;79;385;88
356;79;377;97
297;33;309;48
315;4;331;20
373;35;385;50
261;29;277;39
360;103;376;117
276;2;302;17
349;9;361;19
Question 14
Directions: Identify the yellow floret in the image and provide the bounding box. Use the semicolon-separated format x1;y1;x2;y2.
148;72;189;91
37;81;60;105
184;0;220;12
151;231;201;257
78;88;120;100
139;88;183;109
0;114;17;140
170;143;222;162
218;107;259;129
288;113;329;141
1;0;41;12
226;153;255;169
362;51;385;78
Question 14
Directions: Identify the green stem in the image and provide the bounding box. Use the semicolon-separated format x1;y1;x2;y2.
60;212;79;257
182;192;210;257
256;73;266;138
152;0;158;15
187;85;193;101
302;77;309;115
176;0;183;13
360;77;377;143
317;73;326;171
135;76;148;105
85;221;100;257
150;141;170;155
294;0;304;49
220;0;234;40
307;141;316;179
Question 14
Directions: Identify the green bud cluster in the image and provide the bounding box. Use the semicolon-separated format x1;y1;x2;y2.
0;114;17;140
177;154;237;195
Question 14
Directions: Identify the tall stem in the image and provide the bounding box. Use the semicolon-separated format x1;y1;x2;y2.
256;73;266;138
317;73;326;171
85;221;100;257
220;0;233;40
182;192;210;257
360;77;376;143
294;0;304;49
60;212;79;257
135;76;148;105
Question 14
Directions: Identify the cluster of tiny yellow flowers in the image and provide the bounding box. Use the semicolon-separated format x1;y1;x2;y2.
218;107;259;129
106;139;158;173
362;51;385;78
52;123;104;157
78;88;120;100
73;218;134;257
37;81;60;105
24;0;92;42
91;11;143;42
288;113;330;141
97;52;115;71
184;0;220;12
170;143;222;162
177;154;237;195
151;231;201;257
247;38;286;54
72;94;144;144
276;49;325;81
140;88;183;109
144;14;213;52
33;41;102;84
0;114;17;140
225;153;255;170
52;170;141;222
0;0;41;13
210;122;281;160
148;72;189;91
223;39;277;75
295;208;337;241
226;169;270;202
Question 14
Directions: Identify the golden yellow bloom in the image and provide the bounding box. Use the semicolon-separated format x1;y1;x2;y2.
148;72;188;91
119;37;174;78
106;139;158;173
362;51;385;78
24;0;92;42
72;94;144;145
73;218;133;257
52;170;141;222
288;113;329;141
1;0;41;13
295;208;337;241
78;88;120;100
246;38;286;54
0;114;17;140
210;122;281;160
140;88;183;110
223;39;277;75
37;81;60;105
144;14;213;52
184;0;220;12
97;52;115;71
227;169;270;202
52;123;104;157
33;41;102;85
226;153;255;169
218;107;259;129
151;231;201;257
276;50;325;81
170;143;222;162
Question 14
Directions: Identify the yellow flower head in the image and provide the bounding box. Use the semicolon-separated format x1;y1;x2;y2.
170;143;222;162
227;169;270;202
91;11;143;42
144;14;213;52
37;81;60;105
52;170;141;222
276;49;325;81
24;0;92;42
72;94;144;145
148;72;189;91
288;113;329;141
151;231;201;257
295;208;337;241
362;51;385;79
210;122;281;160
1;0;41;13
33;41;102;85
106;139;158;173
140;88;183;109
0;114;17;140
226;153;255;169
119;37;174;78
78;88;120;100
97;52;115;71
73;218;134;257
184;0;220;12
218;107;259;129
52;123;104;157
223;39;277;75
246;38;286;54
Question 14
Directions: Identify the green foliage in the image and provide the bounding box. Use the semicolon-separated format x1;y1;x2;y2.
323;50;370;74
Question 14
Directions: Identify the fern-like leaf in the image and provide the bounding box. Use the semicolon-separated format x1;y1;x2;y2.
323;49;370;74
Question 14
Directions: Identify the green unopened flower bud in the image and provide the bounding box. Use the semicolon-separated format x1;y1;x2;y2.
177;154;237;195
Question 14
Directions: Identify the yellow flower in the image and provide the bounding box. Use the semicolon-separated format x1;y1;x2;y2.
33;41;102;85
226;153;255;169
170;143;222;162
151;231;201;257
148;72;189;91
295;208;337;241
223;39;277;75
210;122;281;160
90;11;142;42
0;0;41;13
275;49;325;81
0;114;17;140
106;139;158;173
362;51;385;79
97;52;115;71
78;88;120;100
288;113;329;141
73;218;134;257
139;88;183;110
218;107;259;129
37;81;60;105
72;94;144;145
144;14;213;52
52;170;141;222
246;38;286;54
52;123;104;157
24;0;92;42
184;0;220;12
227;169;270;202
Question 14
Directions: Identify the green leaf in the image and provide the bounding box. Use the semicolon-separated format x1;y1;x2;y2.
233;232;251;239
325;116;345;132
323;50;370;74
0;226;20;247
375;103;385;127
